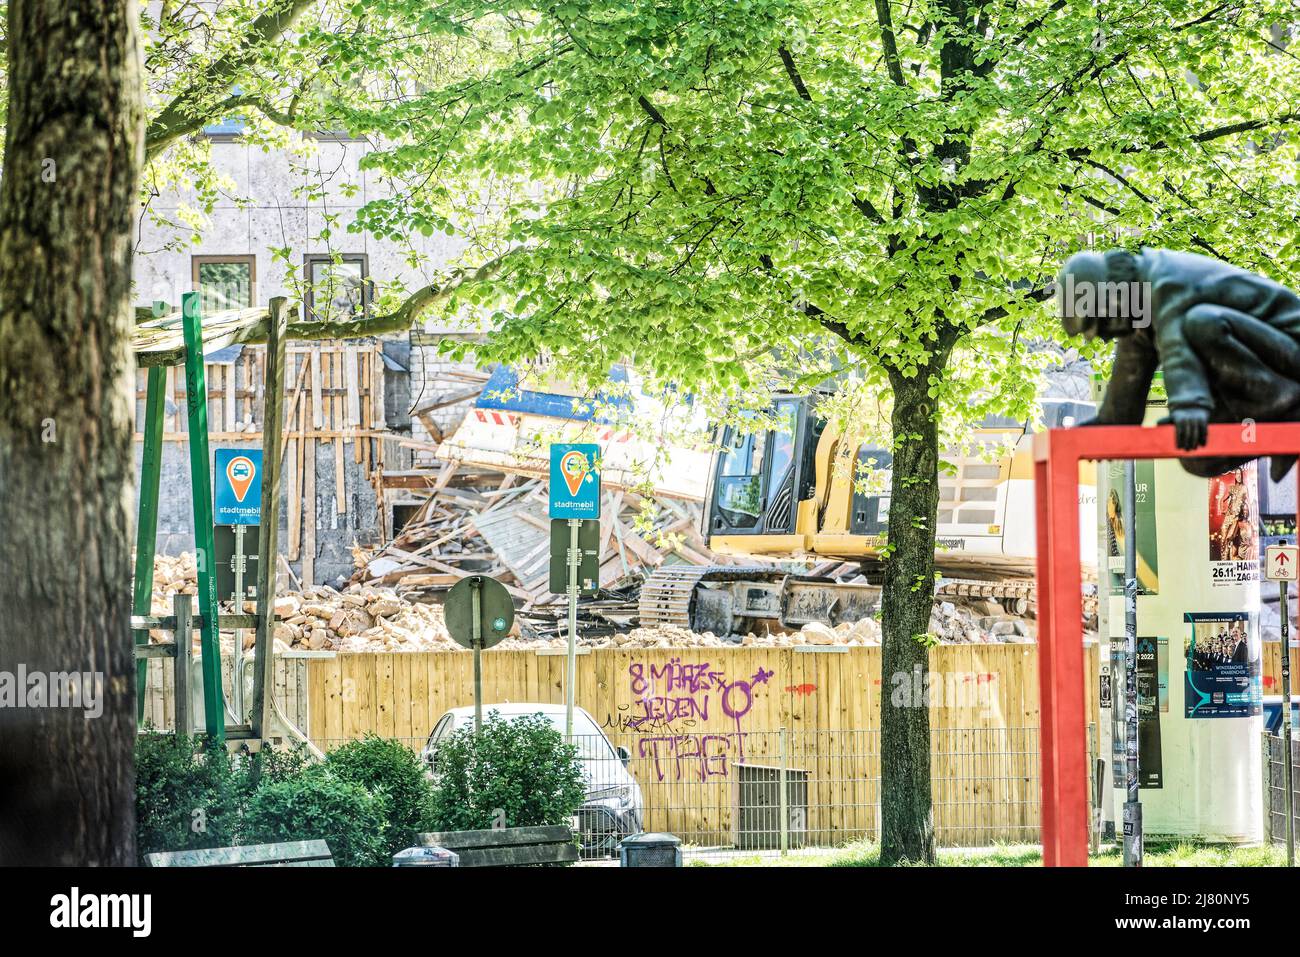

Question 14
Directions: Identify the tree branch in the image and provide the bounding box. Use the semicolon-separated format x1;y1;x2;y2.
1120;113;1300;154
777;46;812;101
974;285;1055;327
139;250;516;356
873;0;909;87
291;250;514;339
636;94;717;195
145;0;319;161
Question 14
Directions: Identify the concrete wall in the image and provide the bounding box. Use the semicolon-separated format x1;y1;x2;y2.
136;138;471;314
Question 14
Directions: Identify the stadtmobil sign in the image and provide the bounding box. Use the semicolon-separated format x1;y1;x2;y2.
548;443;600;519
214;448;262;526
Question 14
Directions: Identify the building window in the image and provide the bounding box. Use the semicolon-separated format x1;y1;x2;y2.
204;85;248;140
202;116;248;140
304;254;371;323
192;255;256;313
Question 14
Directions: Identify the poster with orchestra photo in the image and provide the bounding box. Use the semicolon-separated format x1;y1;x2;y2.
1183;612;1262;719
1207;462;1259;587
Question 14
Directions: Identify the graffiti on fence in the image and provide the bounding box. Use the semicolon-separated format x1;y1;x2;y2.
635;732;746;783
603;657;774;780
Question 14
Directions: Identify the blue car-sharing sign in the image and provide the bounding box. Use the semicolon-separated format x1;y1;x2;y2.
214;448;262;525
548;443;601;519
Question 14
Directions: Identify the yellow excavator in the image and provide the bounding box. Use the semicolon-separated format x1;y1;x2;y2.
638;393;1099;634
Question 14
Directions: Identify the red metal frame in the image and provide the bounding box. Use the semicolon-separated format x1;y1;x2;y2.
1034;422;1300;866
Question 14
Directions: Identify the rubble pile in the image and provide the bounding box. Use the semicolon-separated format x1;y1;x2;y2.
929;600;1035;643
600;620;882;649
148;555;1034;651
152;552;198;600
350;464;734;616
271;587;461;652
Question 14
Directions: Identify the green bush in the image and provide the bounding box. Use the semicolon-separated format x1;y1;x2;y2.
243;766;389;866
134;732;243;865
136;733;425;866
237;740;313;789
428;712;586;832
326;734;436;855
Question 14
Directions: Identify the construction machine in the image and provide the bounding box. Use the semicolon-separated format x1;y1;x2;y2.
638;393;1099;634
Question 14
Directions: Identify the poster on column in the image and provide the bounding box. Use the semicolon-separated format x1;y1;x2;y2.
1208;462;1259;587
1109;648;1125;787
1136;637;1164;788
1104;459;1159;596
1184;612;1262;718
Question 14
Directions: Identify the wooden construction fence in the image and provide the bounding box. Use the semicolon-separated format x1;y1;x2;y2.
304;644;1102;847
140;637;1300;846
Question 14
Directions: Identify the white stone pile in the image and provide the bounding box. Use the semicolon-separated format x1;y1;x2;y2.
149;554;1034;651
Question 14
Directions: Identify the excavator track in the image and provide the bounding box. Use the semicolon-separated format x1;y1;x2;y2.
935;577;1036;615
637;564;785;629
638;564;1096;631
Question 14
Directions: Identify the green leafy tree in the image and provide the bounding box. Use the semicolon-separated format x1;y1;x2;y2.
341;0;1300;863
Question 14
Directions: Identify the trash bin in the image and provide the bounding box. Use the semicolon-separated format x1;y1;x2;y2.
392;846;459;867
618;832;681;867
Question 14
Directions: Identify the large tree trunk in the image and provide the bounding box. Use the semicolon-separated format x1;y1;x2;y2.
0;0;144;864
878;361;946;865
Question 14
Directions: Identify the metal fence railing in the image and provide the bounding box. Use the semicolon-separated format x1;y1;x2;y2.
316;725;1070;863
1263;730;1300;846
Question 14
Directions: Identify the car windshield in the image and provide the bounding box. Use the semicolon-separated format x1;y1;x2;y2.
554;713;616;763
458;710;616;763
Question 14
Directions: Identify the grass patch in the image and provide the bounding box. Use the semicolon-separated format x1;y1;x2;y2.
689;840;1287;867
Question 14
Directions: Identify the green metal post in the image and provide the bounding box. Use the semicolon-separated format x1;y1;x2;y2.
251;299;288;741
181;291;225;743
132;365;167;718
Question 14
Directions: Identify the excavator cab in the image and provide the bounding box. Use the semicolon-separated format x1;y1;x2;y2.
643;393;1096;635
704;395;824;548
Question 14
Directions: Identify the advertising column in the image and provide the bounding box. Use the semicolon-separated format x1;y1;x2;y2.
1099;390;1263;843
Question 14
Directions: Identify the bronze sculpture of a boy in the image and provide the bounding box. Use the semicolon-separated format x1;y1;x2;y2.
1059;247;1300;480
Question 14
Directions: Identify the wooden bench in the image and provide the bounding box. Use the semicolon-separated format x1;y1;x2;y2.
417;825;578;867
145;840;335;868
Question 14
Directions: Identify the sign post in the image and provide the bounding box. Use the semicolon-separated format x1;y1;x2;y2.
215;448;263;722
549;519;599;592
566;518;580;736
549;444;601;737
180;294;225;742
472;580;483;733
1267;540;1299;865
1122;460;1142;867
444;575;514;735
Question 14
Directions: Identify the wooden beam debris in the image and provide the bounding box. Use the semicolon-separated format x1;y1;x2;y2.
349;462;731;632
